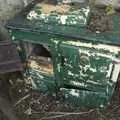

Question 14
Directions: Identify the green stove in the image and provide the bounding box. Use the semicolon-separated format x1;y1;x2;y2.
7;1;120;109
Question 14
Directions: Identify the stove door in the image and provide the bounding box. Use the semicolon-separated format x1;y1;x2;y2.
59;41;120;94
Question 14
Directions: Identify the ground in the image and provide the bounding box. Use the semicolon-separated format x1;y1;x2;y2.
13;91;120;120
0;72;120;120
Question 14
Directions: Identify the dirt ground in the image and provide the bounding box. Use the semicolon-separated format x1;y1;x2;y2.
0;72;119;120
87;8;113;33
11;86;120;120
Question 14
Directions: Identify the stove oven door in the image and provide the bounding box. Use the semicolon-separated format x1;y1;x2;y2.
59;41;120;95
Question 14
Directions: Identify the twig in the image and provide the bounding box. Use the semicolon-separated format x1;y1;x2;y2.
14;94;30;107
40;114;68;120
47;110;94;115
40;109;94;120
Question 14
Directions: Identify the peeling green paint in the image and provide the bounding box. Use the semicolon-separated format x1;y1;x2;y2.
27;3;90;27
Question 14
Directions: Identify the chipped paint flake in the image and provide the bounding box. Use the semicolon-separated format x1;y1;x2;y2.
36;72;44;79
79;49;120;62
79;64;90;72
27;10;38;20
69;89;79;97
27;76;37;89
70;81;87;87
79;70;89;77
57;63;61;72
60;15;67;25
68;71;74;76
99;66;107;72
12;36;15;40
89;68;97;73
100;104;104;108
52;40;59;45
87;80;101;85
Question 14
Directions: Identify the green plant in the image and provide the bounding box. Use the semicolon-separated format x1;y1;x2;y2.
106;4;115;15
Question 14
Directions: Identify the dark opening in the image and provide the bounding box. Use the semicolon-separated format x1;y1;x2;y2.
25;43;53;75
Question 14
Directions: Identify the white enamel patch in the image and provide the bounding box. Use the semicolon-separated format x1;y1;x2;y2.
79;49;120;63
87;80;101;85
60;15;67;25
57;63;61;72
70;89;79;97
68;71;74;76
106;63;113;78
111;63;120;83
63;41;120;54
70;81;87;87
12;36;15;40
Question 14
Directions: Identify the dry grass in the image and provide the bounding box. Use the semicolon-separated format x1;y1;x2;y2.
39;4;70;14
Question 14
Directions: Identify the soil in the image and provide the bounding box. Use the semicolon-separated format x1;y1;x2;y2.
0;73;119;120
87;8;113;33
12;90;120;120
